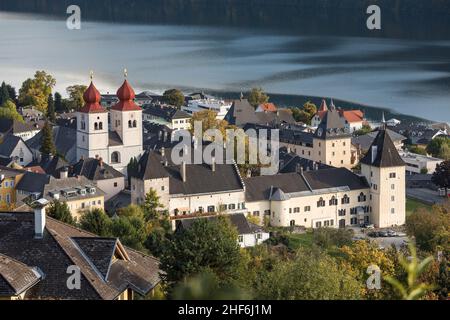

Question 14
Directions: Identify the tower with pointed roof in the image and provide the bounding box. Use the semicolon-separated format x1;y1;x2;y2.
76;81;110;162
361;128;406;228
313;106;353;168
76;73;143;174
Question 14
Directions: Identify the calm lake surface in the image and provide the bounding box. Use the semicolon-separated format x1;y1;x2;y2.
1;12;449;122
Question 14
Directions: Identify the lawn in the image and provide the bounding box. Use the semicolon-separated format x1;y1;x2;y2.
406;197;433;217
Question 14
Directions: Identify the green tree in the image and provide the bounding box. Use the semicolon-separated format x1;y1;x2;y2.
408;145;427;156
79;208;111;237
163;89;185;108
432;160;450;196
0;81;10;105
438;143;450;160
66;85;88;111
109;214;148;251
406;203;450;253
47;200;76;225
160;216;241;290
18;71;56;112
54;92;64;112
255;248;361;299
47;93;56;122
290;101;317;125
312;227;354;249
172;271;251;300
39;121;56;155
247;87;269;108
427;137;450;159
126;157;138;185
354;124;373;137
385;243;434;300
142;188;164;221
0;99;24;122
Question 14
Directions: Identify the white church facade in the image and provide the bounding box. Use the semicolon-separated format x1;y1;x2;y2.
76;79;143;174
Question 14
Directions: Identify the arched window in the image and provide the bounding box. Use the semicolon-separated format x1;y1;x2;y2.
94;122;98;130
358;192;366;202
99;122;103;130
317;197;325;207
128;120;132;128
111;151;120;163
329;196;337;206
133;120;137;127
341;194;350;204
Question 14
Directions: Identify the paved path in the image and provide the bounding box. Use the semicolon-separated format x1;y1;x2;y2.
406;188;446;205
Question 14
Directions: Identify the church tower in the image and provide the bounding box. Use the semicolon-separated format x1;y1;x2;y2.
76;81;109;162
361;128;406;228
109;76;143;170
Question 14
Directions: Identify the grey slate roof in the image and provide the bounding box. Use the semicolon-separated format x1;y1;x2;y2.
360;129;405;168
43;176;105;202
15;171;50;193
143;104;190;122
224;99;259;126
0;212;160;299
225;99;295;127
245;168;369;202
26;125;78;163
0;119;37;135
352;129;406;152
279;148;331;173
0;134;22;157
135;150;244;196
71;158;124;181
176;213;256;235
0;253;42;297
314;107;351;139
27;155;68;178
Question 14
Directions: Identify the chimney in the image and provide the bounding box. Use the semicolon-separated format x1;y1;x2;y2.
99;157;104;167
181;161;186;182
33;198;49;239
95;154;99;160
371;146;378;164
59;167;68;179
163;131;168;142
211;156;216;172
158;130;162;140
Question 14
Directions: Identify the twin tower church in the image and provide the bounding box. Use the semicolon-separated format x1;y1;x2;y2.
76;77;143;173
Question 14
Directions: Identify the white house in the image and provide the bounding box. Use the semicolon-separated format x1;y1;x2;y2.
0;135;33;166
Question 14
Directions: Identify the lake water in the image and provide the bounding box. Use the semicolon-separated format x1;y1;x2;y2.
0;12;449;122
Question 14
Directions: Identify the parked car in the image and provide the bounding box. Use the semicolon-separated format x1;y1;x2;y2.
368;231;379;238
361;223;375;229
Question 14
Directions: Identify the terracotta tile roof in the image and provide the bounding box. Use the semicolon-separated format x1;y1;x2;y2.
258;103;277;112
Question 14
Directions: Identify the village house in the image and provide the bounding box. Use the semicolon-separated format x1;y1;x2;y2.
0;118;41;141
70;156;125;201
0;202;160;300
0;135;33;167
42;175;105;219
0;166;25;210
142;104;191;134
